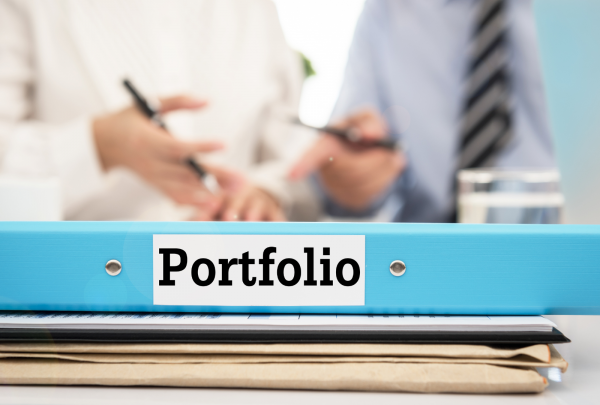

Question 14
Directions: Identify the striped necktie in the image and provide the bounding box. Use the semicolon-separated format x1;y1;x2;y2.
458;0;513;171
446;0;513;222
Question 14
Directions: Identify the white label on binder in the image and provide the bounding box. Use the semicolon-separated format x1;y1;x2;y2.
153;234;365;306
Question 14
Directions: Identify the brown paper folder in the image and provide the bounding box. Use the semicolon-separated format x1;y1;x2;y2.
0;343;565;393
0;359;548;394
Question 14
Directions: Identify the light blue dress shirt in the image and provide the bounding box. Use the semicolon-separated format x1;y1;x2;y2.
326;0;555;222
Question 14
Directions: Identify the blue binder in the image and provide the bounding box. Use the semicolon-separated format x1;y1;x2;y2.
1;221;599;315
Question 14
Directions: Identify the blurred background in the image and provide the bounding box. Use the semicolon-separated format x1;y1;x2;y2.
534;0;600;225
2;0;598;226
274;0;600;226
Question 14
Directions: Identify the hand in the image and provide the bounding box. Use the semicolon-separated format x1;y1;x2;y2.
92;96;223;206
191;165;285;222
289;108;406;212
220;186;285;222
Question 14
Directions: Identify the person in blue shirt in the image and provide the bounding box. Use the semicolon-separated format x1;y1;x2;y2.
290;0;555;222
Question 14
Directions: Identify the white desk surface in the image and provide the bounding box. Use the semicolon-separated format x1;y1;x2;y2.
1;316;599;405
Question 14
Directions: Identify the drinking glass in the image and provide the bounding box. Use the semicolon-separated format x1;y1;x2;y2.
457;169;563;224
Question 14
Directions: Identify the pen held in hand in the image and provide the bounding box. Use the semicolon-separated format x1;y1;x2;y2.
122;79;218;193
292;118;400;151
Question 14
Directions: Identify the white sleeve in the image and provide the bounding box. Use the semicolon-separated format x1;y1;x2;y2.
0;0;105;217
244;1;319;217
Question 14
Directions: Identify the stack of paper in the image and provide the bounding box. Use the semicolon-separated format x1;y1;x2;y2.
0;312;557;332
0;312;569;393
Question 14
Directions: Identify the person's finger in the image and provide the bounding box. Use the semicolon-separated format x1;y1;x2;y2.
349;152;401;183
154;178;209;206
266;205;286;222
153;172;223;207
192;208;216;222
333;167;395;197
202;163;247;193
159;95;208;114
221;192;250;221
192;194;223;221
319;151;387;187
319;151;405;212
350;110;388;140
328;117;351;130
324;164;394;195
151;135;224;161
325;155;404;205
288;136;344;180
327;149;404;185
192;192;223;220
362;150;404;178
151;161;202;185
243;195;265;221
184;140;224;155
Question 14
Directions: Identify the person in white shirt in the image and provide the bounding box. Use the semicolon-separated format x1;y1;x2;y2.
0;0;317;221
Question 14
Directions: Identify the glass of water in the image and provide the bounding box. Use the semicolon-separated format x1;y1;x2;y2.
457;169;563;224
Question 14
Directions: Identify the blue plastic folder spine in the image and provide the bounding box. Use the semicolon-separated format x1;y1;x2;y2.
0;221;599;315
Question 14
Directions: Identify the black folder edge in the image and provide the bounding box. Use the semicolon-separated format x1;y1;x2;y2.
0;327;570;346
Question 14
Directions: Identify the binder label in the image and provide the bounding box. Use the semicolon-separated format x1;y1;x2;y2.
153;234;365;306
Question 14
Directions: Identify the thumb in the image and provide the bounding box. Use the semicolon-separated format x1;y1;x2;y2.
159;95;208;114
348;108;388;141
202;163;247;193
156;137;224;160
187;140;224;154
288;136;343;180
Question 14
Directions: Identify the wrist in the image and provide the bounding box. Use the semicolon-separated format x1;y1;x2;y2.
92;114;121;171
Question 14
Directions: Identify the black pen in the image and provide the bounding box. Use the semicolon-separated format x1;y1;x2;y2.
292;118;400;151
123;79;214;184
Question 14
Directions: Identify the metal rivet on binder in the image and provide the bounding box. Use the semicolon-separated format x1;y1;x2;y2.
389;260;406;277
105;260;122;276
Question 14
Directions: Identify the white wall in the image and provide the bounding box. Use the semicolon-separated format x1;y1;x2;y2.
273;0;365;127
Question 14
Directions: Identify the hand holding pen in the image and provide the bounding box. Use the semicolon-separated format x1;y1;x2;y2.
92;79;285;221
92;89;224;211
289;108;406;212
123;79;220;193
